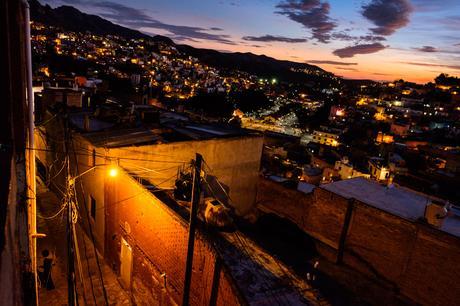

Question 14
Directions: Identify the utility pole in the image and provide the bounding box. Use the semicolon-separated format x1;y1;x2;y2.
67;176;77;306
63;94;77;306
23;1;39;303
182;153;202;306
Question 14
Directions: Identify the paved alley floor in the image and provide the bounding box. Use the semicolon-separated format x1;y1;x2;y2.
36;182;131;305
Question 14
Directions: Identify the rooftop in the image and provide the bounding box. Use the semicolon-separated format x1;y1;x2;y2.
297;182;316;194
321;177;460;238
69;109;259;148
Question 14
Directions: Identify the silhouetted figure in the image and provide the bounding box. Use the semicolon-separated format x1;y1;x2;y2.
39;249;55;290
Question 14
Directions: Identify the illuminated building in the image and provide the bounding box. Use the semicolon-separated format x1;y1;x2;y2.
375;131;394;144
311;130;340;147
368;157;390;181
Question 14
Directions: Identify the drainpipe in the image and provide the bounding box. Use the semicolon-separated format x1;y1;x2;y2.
23;1;39;304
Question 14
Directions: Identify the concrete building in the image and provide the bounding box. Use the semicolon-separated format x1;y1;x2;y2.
375;131;394;144
334;157;369;180
311;130;340;147
37;109;264;253
42;87;84;108
368;157;391;181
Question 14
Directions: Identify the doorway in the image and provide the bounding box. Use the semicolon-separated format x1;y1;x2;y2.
120;237;132;289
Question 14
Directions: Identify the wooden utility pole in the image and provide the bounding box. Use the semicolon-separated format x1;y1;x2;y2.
182;153;202;306
63;94;77;306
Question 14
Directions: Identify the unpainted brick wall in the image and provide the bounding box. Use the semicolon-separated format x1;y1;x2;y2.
104;170;242;306
256;178;460;306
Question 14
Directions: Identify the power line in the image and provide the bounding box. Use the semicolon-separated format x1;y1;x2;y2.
28;146;188;164
37;201;67;220
70;133;110;306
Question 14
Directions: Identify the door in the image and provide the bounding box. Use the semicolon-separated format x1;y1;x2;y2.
120;237;132;288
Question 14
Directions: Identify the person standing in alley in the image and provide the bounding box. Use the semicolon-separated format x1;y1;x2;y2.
39;249;55;290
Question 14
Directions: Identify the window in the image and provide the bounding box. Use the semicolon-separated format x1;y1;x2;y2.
92;149;96;167
90;195;96;221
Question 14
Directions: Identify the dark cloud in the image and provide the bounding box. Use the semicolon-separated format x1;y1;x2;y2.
331;32;386;43
359;35;386;42
330;32;354;41
333;43;386;58
61;0;236;44
276;0;336;43
362;0;413;35
414;46;438;52
403;61;460;70
242;35;307;43
335;67;358;71
308;60;357;66
372;72;390;75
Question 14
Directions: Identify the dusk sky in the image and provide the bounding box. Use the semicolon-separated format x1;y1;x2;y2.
45;0;460;83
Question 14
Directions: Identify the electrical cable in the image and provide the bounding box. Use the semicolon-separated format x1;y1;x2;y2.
28;146;188;164
70;134;110;306
37;201;68;220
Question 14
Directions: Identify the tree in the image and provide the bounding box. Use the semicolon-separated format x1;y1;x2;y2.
186;92;234;118
231;89;273;113
435;73;460;87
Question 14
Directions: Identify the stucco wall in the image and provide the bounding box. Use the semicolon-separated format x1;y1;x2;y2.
109;135;263;216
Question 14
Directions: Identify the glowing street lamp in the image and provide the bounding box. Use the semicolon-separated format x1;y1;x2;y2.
108;166;118;178
68;164;118;186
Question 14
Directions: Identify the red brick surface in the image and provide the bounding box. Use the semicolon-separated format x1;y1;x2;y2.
257;178;460;306
105;171;242;306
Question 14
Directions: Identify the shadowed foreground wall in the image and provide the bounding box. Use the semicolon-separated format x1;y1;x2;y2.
104;169;243;306
257;178;460;306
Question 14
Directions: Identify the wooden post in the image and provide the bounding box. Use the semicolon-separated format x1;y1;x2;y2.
337;198;354;264
182;153;202;306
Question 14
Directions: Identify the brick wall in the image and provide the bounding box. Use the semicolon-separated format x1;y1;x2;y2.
256;178;460;306
105;169;243;306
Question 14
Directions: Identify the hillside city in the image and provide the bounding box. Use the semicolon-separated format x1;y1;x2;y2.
2;1;460;306
31;20;460;204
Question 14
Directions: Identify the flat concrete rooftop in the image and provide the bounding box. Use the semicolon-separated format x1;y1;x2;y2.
321;177;460;238
69;111;260;148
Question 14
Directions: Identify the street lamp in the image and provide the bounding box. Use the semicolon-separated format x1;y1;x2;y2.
68;164;118;186
108;167;118;178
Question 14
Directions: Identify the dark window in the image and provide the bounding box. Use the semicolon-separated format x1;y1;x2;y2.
90;196;96;221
